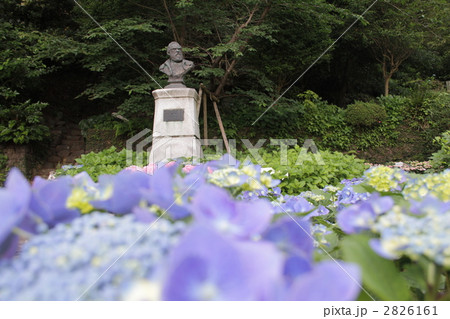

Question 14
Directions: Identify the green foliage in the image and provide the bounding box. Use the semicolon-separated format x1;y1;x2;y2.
0;19;69;145
430;131;450;170
344;101;387;127
377;95;409;125
72;17;163;135
361;0;450;96
78;113;134;138
341;235;412;301
79;110;152;139
421;91;450;133
297;91;351;150
79;113;116;137
0;151;8;186
1;0;448;163
406;80;450;129
343;96;408;150
55;146;145;181
0;97;49;144
258;145;367;194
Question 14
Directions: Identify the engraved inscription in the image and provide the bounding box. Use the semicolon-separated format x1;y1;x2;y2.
164;109;184;122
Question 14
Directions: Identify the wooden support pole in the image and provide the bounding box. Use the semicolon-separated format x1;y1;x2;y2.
202;91;208;145
199;84;219;103
199;84;229;153
213;101;230;154
196;86;203;118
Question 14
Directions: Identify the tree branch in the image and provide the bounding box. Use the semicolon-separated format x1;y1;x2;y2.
162;0;180;43
212;4;272;97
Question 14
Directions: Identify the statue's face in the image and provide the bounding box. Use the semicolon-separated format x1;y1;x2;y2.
168;45;183;62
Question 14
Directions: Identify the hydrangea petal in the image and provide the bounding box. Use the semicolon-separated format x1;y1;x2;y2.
288;261;361;301
162;225;250;300
337;202;375;234
5;168;31;207
30;176;80;227
91;171;151;214
263;217;313;260
369;239;398;260
190;185;272;238
141;165;191;220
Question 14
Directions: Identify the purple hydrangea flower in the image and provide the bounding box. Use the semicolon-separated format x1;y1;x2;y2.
409;196;450;216
162;225;283;300
287;261;361;301
0;168;33;259
132;206;158;224
273;195;315;214
303;205;330;221
340;177;364;186
337;202;376;234
369;239;398;260
337;195;394;234
29;176;80;227
140;165;192;220
263;217;313;260
90;170;151;215
190;184;273;239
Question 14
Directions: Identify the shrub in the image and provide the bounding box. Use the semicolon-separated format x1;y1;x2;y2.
376;95;409;125
298;91;352;150
344;101;387;127
430;130;450;171
421;92;450;135
0;93;50;144
55;146;146;181
259;145;368;194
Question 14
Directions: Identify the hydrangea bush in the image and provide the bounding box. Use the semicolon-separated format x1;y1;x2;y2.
1;157;449;301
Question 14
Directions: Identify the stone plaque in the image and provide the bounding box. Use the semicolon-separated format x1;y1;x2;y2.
164;109;184;122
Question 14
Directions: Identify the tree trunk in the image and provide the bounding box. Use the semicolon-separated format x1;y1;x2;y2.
384;74;391;96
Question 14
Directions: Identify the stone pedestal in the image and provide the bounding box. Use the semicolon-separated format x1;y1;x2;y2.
149;88;203;163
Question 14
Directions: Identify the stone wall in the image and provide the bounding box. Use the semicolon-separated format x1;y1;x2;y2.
85;129;126;153
1;120;128;179
0;144;32;178
35;119;86;177
45;119;85;167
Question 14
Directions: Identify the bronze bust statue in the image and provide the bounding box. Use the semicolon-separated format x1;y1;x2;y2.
159;41;194;88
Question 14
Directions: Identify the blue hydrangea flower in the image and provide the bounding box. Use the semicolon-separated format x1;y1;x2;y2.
0;213;185;300
337;195;394;234
371;196;450;266
340;177;364;186
272;195;315;214
336;185;371;207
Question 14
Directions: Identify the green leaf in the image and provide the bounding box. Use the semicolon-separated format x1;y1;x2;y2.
341;234;412;301
401;263;427;293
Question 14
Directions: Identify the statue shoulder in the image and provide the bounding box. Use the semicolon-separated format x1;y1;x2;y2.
159;59;170;71
183;59;194;68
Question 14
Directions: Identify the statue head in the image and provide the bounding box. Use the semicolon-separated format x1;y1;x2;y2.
167;41;183;63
